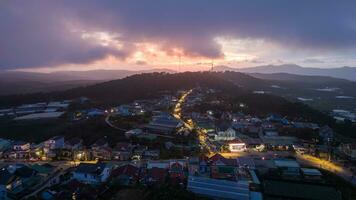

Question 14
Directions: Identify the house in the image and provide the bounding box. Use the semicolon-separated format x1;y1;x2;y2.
112;142;132;161
92;146;112;160
262;136;297;150
91;138;108;150
72;162;111;184
228;139;247;152
209;154;238;180
4;141;30;159
91;138;111;160
53;179;100;200
340;143;356;161
111;164;139;186
215;128;236;141
319;125;334;142
2;165;40;199
188;157;199;176
145;113;183;134
12;141;30;151
274;159;301;177
199;156;209;174
30;164;59;186
147;167;168;185
116;105;132;116
44;136;65;150
142;149;160;160
215;121;235;141
169;162;186;184
301;168;322;180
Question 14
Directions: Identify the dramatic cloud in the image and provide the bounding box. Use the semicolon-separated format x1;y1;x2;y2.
1;0;356;70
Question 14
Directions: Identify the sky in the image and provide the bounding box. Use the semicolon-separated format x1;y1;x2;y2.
1;0;356;72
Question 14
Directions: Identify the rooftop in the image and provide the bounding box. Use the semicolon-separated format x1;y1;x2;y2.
75;163;106;175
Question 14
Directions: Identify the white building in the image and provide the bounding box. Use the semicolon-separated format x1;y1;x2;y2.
72;163;111;185
44;136;65;150
12;141;30;151
215;128;236;141
228;139;247;152
341;143;356;161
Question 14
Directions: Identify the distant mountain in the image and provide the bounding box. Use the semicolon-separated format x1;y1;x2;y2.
51;68;176;81
0;68;175;95
214;64;356;81
249;73;350;84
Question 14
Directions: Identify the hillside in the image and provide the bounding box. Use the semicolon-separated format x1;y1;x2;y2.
0;72;242;107
0;68;175;95
1;71;355;112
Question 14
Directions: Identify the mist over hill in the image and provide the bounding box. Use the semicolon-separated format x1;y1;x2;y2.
217;72;356;111
215;64;356;81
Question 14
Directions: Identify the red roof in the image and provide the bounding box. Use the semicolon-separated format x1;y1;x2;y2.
114;142;131;151
149;167;167;183
111;164;138;177
228;139;245;144
210;153;237;166
209;153;225;162
350;143;356;149
199;155;209;162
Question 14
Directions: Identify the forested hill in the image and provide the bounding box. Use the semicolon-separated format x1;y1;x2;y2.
0;72;250;106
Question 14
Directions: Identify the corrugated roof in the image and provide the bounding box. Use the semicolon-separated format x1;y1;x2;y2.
187;176;250;200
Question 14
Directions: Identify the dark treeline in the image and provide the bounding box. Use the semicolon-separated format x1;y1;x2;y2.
0;72;240;107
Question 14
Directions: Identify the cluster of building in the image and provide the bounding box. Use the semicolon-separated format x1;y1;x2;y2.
0;87;354;199
186;153;343;200
0;135;164;163
0;101;71;120
0;163;59;199
331;109;356;123
1;151;344;200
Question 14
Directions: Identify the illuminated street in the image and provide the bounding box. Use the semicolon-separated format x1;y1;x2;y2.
296;153;356;185
173;89;193;130
172;89;213;155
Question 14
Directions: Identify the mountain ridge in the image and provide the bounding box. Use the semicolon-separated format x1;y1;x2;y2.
214;64;356;81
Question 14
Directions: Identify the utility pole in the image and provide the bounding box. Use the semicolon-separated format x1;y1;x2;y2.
210;59;214;71
178;55;181;72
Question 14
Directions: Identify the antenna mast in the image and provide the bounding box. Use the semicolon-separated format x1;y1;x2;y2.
178;55;181;72
210;59;214;71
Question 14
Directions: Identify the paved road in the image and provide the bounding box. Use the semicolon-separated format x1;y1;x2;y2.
105;114;128;131
296;153;356;185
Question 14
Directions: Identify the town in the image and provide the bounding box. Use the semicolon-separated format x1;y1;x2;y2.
0;87;355;200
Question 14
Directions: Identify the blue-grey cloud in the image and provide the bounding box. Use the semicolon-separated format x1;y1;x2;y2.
1;0;356;69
